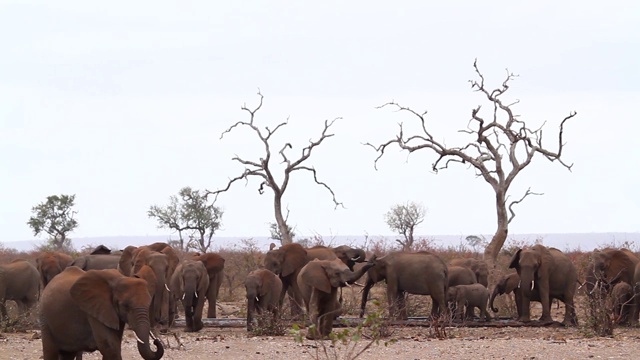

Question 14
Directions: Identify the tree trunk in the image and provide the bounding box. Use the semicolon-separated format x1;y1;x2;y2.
484;190;509;264
273;193;292;245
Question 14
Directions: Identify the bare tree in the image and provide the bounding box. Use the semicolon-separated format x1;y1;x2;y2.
384;201;426;251
366;60;576;262
27;194;78;251
207;91;343;245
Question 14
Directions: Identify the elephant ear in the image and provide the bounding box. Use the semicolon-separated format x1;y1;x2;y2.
282;244;308;277
70;270;121;330
301;261;332;294
197;262;210;292
134;264;157;298
162;247;180;276
508;249;522;269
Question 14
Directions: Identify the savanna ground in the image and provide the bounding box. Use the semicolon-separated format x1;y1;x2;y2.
1;237;640;359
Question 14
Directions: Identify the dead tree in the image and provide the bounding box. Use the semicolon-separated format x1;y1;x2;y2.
365;60;576;262
207;91;343;245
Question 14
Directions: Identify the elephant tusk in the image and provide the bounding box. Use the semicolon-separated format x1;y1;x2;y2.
134;333;145;344
531;281;535;291
350;256;360;261
195;292;198;298
255;297;259;302
150;332;158;341
344;282;352;288
517;280;521;289
182;293;186;300
165;284;171;292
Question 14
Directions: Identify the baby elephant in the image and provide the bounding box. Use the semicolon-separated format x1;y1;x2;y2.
245;269;283;332
611;282;634;325
447;283;491;321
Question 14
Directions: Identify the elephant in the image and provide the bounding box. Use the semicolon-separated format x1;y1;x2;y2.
304;245;366;271
0;259;40;321
447;283;491;321
263;243;310;317
297;256;376;339
90;244;113;255
448;258;489;287
70;254;121;270
585;248;639;294
245;268;283;332
611;281;633;324
448;265;477;287
509;244;578;325
489;272;567;319
586;248;640;324
39;267;164;360
36;251;73;288
360;251;449;320
190;252;225;318
633;261;640;324
169;260;209;332
116;243;180;329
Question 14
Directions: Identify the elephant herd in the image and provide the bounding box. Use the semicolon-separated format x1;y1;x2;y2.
1;242;640;358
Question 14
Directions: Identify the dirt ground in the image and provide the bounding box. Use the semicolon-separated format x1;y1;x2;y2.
2;325;640;360
2;295;640;360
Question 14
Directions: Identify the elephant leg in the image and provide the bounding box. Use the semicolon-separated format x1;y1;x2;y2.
562;298;578;326
42;328;62;360
306;290;322;340
194;297;206;331
206;277;221;318
0;301;7;320
538;282;552;322
514;291;523;319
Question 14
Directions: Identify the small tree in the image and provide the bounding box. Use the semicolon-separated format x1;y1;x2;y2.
367;60;575;263
384;201;426;251
148;187;223;252
207;91;343;245
27;194;78;251
465;235;487;253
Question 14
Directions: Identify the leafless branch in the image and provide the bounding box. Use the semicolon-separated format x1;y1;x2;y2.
507;187;543;224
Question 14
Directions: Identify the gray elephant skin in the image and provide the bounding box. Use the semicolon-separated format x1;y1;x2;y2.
447;265;477;287
360;251;449;320
449;258;489;287
447;283;490;321
36;251;73;288
190;252;225;318
39;267;163;360
509;244;578;325
245;268;283;331
0;259;40;321
169;260;209;332
297;257;375;339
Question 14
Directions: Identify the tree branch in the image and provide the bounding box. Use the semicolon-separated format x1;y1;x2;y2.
507;187;543;224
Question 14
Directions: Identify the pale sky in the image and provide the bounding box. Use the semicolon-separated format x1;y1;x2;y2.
1;1;639;244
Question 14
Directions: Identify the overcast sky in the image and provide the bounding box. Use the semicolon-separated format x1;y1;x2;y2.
1;1;639;244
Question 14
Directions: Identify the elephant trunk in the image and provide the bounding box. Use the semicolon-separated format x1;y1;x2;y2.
346;256;376;285
489;286;501;313
184;283;197;315
360;277;374;318
246;292;257;331
131;307;164;360
519;272;535;299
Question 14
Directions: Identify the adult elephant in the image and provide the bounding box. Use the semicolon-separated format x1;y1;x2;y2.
169;260;209;332
509;245;578;325
448;265;477;287
245;268;283;332
305;245;366;271
298;257;376;339
70;254;120;270
263;243;309;317
0;259;40;321
40;267;163;360
585;248;639;293
360;251;449;320
190;252;225;318
131;247;174;328
633;261;640;324
449;258;489;287
489;272;568;319
36;251;73;288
